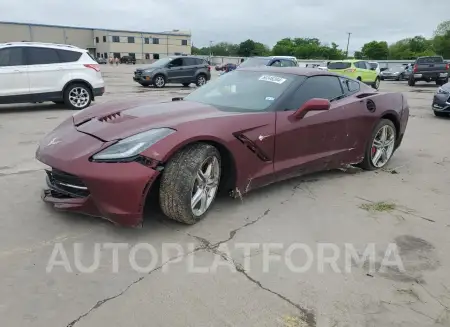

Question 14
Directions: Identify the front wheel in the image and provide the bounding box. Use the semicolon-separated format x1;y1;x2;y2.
153;75;166;88
159;143;221;224
359;119;397;171
63;83;92;110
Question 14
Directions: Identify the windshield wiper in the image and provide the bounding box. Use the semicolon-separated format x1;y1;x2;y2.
330;95;345;102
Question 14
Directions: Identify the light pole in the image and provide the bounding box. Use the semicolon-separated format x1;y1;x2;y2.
345;32;352;58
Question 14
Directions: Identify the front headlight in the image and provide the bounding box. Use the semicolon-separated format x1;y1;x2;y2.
92;128;176;161
437;87;449;94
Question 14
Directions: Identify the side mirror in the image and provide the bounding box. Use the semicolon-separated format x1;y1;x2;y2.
291;98;330;120
370;67;376;70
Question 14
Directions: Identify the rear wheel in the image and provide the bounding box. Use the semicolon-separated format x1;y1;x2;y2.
359;119;397;171
373;77;380;89
408;77;415;86
63;83;92;110
196;74;207;87
159;143;221;224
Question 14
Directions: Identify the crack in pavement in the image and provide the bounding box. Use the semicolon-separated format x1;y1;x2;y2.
66;247;205;327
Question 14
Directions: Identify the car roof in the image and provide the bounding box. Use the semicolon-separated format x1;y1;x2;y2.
237;66;343;77
329;59;359;63
0;41;84;52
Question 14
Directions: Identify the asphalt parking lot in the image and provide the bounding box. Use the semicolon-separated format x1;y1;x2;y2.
1;64;450;327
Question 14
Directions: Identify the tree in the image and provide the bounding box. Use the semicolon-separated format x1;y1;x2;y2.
237;39;270;57
433;20;450;37
388;36;435;59
360;41;389;59
272;38;344;59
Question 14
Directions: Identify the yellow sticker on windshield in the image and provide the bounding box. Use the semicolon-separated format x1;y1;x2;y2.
259;75;286;84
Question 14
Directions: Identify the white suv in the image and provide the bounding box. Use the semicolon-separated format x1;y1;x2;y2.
0;42;105;110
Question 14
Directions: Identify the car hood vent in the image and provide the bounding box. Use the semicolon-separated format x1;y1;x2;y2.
98;112;122;122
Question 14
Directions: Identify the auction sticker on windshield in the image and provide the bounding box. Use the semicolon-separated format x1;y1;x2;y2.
259;75;286;84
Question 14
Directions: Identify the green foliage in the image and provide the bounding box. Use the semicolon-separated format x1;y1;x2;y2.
191;20;449;60
272;38;345;59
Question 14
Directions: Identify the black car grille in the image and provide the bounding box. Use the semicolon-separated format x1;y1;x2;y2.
46;169;89;198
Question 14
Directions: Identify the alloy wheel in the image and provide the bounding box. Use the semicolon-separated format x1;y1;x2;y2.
191;156;220;217
155;76;165;87
371;125;395;168
69;87;90;108
197;76;206;86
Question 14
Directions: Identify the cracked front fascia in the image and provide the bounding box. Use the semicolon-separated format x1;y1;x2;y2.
66;207;316;327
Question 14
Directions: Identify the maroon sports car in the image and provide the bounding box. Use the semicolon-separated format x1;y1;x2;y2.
36;67;409;227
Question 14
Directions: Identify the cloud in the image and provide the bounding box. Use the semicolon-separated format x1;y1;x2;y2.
0;0;449;51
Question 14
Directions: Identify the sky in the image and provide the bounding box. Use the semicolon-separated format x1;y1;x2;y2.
0;0;449;53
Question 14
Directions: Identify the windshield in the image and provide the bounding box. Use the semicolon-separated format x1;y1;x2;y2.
146;57;172;68
184;70;300;112
238;57;270;68
328;62;351;69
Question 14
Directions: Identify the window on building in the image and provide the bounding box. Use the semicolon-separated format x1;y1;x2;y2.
181;39;188;46
128;53;135;58
113;52;120;59
0;47;26;66
95;37;99;43
27;47;60;65
112;36;120;43
96;52;100;58
153;54;160;59
153;38;159;44
145;53;150;59
128;37;135;43
103;36;107;42
144;38;149;44
104;52;108;58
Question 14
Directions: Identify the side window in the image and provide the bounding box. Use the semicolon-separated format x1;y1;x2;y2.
364;62;371;70
170;58;183;67
195;58;205;65
182;58;196;66
286;76;344;110
339;77;360;95
57;49;82;63
280;59;295;67
270;60;281;67
354;61;362;69
27;47;60;65
0;47;26;66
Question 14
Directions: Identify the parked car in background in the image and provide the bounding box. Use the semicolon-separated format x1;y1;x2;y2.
380;65;408;81
432;81;450;117
327;60;381;89
0;42;104;110
408;56;449;86
305;63;327;70
133;56;211;88
238;56;298;68
120;55;136;64
221;63;237;72
368;62;381;75
96;57;107;64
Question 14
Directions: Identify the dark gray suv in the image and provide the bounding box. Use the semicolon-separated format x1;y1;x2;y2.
133;56;211;88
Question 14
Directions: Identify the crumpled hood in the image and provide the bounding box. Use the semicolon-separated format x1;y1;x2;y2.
73;99;244;142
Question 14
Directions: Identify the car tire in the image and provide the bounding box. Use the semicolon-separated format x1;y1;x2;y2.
153;75;166;88
182;83;190;87
372;77;380;90
434;111;448;117
159;143;221;224
196;74;207;87
359;119;397;171
408;78;415;86
63;83;92;110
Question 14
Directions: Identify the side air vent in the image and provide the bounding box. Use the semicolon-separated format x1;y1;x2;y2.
366;99;376;112
234;134;270;162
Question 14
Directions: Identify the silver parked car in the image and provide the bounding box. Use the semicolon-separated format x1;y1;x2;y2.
380;65;410;81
